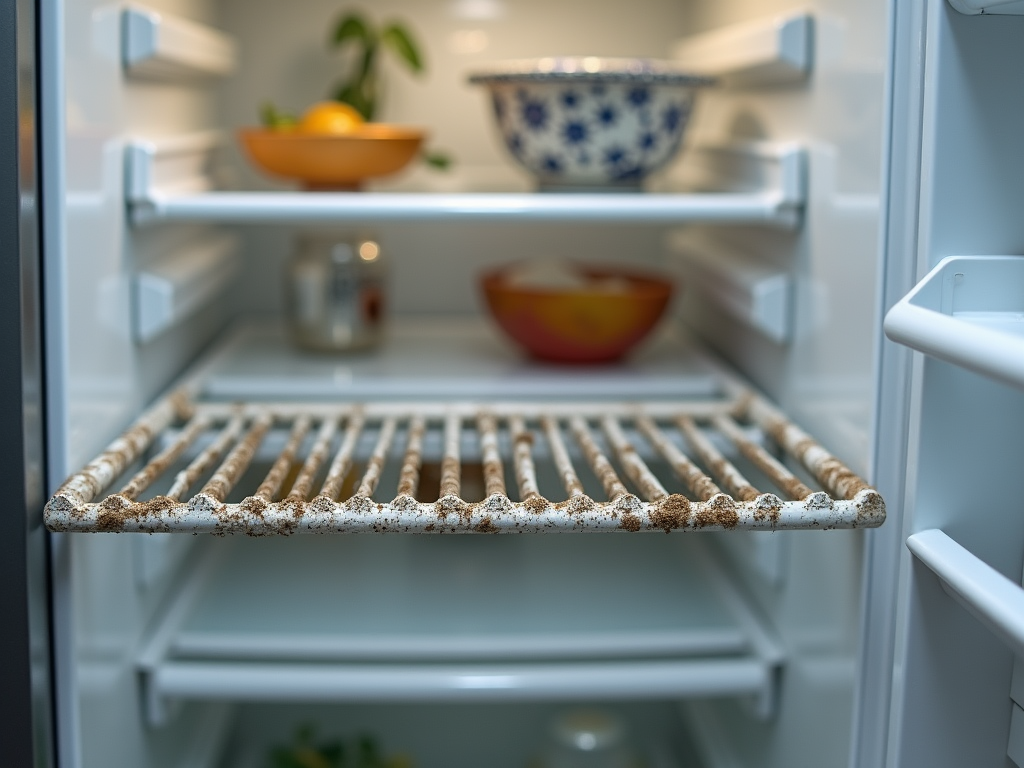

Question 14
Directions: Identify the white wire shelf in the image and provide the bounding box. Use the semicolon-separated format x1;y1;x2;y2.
125;136;806;227
884;255;1024;390
137;537;783;723
44;322;884;535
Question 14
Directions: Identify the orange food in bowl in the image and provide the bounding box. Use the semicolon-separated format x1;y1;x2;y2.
481;264;674;363
298;101;365;134
238;124;425;190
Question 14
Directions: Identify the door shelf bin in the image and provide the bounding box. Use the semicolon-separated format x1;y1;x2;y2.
884;255;1024;390
138;537;783;725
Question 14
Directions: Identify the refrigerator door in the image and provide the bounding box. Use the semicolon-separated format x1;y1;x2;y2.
871;1;1024;766
0;0;55;765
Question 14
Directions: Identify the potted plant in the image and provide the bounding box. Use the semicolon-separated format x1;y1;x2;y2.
261;9;450;169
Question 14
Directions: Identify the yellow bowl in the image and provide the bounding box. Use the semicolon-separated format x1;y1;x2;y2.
238;125;426;190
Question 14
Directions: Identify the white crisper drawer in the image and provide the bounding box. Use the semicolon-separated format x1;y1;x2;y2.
44;321;884;536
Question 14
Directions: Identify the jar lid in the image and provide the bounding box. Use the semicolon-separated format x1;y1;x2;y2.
550;709;626;752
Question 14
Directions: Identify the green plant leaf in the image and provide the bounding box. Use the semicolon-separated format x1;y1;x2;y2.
358;43;378;84
332;13;374;48
260;102;297;129
421;149;453;171
381;23;424;73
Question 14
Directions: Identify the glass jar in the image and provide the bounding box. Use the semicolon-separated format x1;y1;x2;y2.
538;709;637;768
284;233;387;352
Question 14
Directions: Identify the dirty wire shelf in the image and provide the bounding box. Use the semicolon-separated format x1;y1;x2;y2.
45;381;885;535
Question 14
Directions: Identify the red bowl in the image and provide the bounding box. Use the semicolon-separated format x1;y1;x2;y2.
481;265;674;363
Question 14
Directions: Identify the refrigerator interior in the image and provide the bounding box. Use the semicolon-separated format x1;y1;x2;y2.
42;0;890;766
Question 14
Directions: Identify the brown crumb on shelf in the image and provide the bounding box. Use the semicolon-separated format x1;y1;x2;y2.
649;494;690;532
474;516;499;533
753;494;783;525
620;513;642;532
523;496;550;515
693;494;739;529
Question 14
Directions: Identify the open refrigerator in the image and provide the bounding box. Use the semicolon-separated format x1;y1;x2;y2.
6;0;1024;766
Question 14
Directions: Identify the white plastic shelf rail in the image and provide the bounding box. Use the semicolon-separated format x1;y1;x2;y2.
124;135;806;227
45;378;884;536
671;10;812;86
122;6;237;80
884;255;1024;391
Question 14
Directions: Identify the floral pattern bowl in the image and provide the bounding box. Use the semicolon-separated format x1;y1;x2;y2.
469;58;713;190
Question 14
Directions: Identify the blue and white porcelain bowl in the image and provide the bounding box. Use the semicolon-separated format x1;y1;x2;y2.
469;57;713;190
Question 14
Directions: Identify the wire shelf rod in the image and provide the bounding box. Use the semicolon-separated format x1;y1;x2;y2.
396;416;427;498
569;417;629;502
676;416;760;502
439;413;462;499
601;416;669;502
287;417;339;502
711;414;811;500
355;417;397;499
255;416;311;502
635;415;719;501
319;410;365;501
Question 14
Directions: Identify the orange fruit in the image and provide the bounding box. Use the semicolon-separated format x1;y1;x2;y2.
298;101;365;135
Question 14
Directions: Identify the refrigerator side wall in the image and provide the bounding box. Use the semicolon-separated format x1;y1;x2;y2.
674;1;889;767
42;1;235;766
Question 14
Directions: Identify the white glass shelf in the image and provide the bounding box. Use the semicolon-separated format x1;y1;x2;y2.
884;255;1024;390
125;137;806;227
137;537;782;723
132;189;796;226
196;320;722;402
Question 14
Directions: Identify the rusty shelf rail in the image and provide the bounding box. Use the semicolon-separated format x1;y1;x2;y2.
45;386;885;535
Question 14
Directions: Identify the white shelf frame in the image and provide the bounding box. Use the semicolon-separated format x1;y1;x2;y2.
122;5;237;80
883;255;1024;390
134;232;240;342
671;11;813;86
670;236;792;344
124;134;807;227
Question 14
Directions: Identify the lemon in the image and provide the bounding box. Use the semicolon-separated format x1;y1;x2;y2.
298;101;365;134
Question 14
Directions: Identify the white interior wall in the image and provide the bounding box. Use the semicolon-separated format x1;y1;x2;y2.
213;0;694;317
50;0;232;766
669;1;888;766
